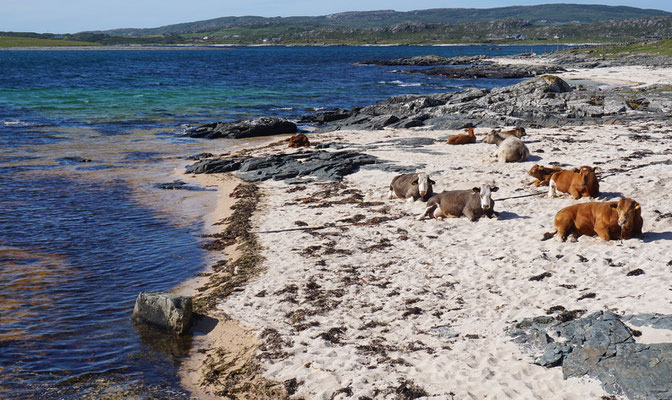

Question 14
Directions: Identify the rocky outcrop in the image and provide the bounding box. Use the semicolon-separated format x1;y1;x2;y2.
186;117;297;139
355;55;490;66
132;292;193;335
510;311;672;399
318;76;672;131
400;63;564;79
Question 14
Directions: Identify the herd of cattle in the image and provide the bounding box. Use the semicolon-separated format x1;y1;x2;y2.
387;127;643;242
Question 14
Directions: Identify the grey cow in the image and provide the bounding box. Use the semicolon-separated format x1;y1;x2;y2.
418;182;498;221
388;172;435;202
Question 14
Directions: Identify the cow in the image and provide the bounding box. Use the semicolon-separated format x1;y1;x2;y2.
495;127;527;139
548;166;599;199
546;198;643;241
482;131;530;163
418;182;498;221
288;133;310;148
447;127;477;145
527;164;564;187
389;172;436;202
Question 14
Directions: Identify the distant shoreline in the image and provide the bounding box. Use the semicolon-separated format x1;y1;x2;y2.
0;42;584;51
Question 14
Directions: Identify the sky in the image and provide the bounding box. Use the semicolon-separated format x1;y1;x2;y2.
3;0;672;34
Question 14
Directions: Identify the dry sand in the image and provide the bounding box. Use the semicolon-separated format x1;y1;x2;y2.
182;120;672;399
490;56;672;88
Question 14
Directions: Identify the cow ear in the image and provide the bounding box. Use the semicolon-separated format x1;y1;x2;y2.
491;186;499;192
634;203;640;210
609;203;618;209
429;180;436;185
411;180;418;185
592;166;599;171
472;187;480;193
572;168;579;173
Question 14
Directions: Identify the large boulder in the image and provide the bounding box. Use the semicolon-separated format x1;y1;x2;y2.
132;292;193;335
186;117;297;139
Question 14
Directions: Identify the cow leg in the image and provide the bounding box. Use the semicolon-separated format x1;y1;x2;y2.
418;204;437;221
548;179;557;198
406;196;416;203
464;208;478;222
387;189;395;199
569;187;581;200
594;222;613;241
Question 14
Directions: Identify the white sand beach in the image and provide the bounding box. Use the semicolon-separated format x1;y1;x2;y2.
181;117;672;399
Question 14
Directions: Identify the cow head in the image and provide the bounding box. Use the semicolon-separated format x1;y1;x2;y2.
575;166;598;194
482;131;501;144
413;173;436;198
472;182;499;211
612;198;641;229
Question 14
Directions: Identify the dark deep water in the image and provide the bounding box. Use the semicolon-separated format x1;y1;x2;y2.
0;45;567;398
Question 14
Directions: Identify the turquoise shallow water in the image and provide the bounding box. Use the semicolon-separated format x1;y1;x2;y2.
0;45;566;398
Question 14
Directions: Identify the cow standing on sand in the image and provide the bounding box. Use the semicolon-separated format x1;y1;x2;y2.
545;198;643;242
548;166;599;199
389;173;436;202
418;182;498;221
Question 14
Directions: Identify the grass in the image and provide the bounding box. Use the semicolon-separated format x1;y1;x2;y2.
0;36;100;47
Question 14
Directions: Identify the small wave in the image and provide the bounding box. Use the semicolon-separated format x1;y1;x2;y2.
271;107;293;111
399;83;422;87
3;119;32;127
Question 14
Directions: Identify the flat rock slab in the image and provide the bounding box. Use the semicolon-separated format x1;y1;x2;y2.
186;116;297;139
133;292;193;335
400;64;564;79
186;149;422;183
355;55;491;66
509;311;672;399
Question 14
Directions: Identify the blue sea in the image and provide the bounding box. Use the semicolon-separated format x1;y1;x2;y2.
0;45;566;398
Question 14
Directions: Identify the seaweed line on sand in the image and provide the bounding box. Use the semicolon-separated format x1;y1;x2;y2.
191;179;294;399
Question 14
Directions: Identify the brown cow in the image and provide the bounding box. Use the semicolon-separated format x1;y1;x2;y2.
288;133;310;148
547;198;643;241
447;127;476;145
527;164;564;187
493;127;526;139
548;166;599;199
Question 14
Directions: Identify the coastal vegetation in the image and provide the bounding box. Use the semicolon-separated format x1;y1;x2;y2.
0;35;99;47
561;38;672;57
2;5;671;47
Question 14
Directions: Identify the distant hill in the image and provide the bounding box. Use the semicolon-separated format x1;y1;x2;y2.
98;4;672;36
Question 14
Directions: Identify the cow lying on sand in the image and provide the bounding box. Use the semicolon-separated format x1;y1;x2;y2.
527;164;564;187
482;131;530;163
389;172;435;202
548;166;599;199
418;182;498;221
492;127;526;139
545;198;643;241
447;127;476;145
288;133;310;148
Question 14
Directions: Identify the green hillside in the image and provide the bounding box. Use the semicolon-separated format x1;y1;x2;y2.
98;4;671;36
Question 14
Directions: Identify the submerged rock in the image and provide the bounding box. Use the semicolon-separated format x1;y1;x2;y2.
509;311;672;399
186;117;297;139
132;292;193;335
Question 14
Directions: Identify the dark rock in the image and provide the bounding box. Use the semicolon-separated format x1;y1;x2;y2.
400;64;564;80
509;311;672;399
132;292;193;335
186;117;297;139
185;156;247;174
317;75;672;132
154;180;210;191
355;54;490;66
184;152;214;160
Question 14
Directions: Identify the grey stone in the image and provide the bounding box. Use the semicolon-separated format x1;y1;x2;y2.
510;311;672;399
186;117;297;139
132;292;193;335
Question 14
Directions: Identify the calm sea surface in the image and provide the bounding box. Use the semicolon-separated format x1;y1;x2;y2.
0;45;565;398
